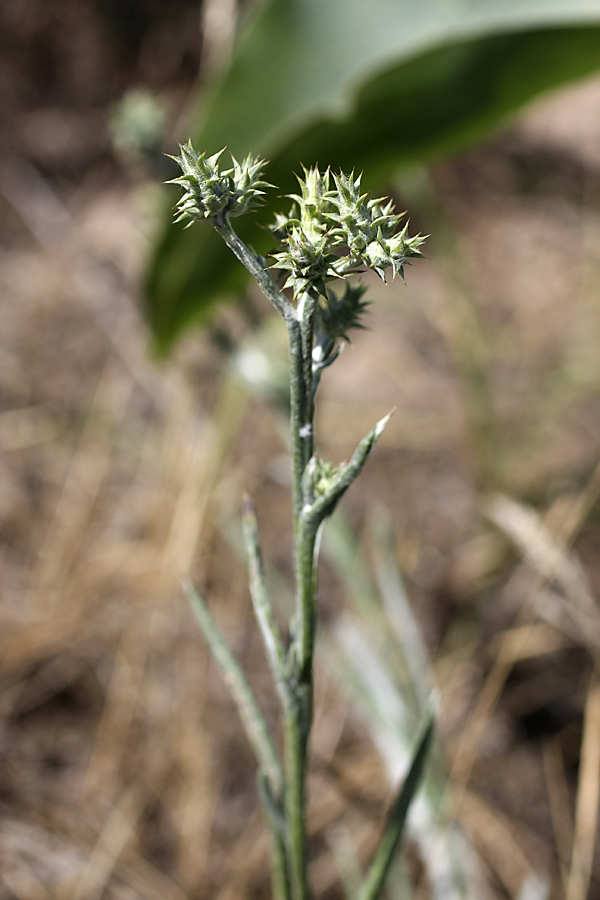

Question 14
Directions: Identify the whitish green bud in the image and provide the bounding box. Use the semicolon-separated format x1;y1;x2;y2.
327;172;426;281
168;141;272;224
268;167;339;299
361;224;426;282
302;456;342;506
291;166;334;244
269;227;338;300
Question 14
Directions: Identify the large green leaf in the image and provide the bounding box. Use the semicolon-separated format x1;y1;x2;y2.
146;0;600;354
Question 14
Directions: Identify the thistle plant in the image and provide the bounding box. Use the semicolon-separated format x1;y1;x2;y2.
171;141;432;900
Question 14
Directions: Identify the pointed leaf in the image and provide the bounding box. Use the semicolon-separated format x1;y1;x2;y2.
357;710;435;900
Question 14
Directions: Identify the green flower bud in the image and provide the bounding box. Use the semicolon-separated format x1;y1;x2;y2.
290;166;334;244
361;224;426;281
316;283;369;345
327;171;426;281
269;227;338;300
168;141;272;224
302;456;342;506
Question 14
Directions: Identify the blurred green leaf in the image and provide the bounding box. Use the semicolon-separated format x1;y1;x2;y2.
146;0;600;354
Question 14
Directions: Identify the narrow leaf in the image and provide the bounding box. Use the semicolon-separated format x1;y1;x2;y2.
242;495;289;703
357;710;435;900
305;411;392;526
183;579;284;798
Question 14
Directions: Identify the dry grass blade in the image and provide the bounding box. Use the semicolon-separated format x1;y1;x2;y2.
0;155;164;398
1;869;54;900
542;736;574;894
200;0;237;76
82;616;157;800
446;471;600;900
491;624;566;664
517;874;550;900
0;403;58;451
566;676;600;900
69;788;140;900
113;856;193;900
460;791;548;899
25;365;133;612
485;494;600;647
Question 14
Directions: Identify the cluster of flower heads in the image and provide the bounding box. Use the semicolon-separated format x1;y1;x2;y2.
169;144;425;311
270;165;425;298
169;142;272;223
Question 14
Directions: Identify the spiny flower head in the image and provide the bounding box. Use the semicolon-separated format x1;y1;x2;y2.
269;167;340;299
313;282;369;366
360;221;426;281
269;226;339;300
288;166;335;244
329;171;397;254
327;171;426;279
316;283;369;344
270;165;425;297
169;141;272;224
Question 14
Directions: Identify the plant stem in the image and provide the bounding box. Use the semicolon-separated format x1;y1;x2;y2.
297;289;318;465
287;314;308;522
283;689;310;900
214;214;290;319
284;513;319;900
296;517;320;682
213;214;317;898
283;294;321;900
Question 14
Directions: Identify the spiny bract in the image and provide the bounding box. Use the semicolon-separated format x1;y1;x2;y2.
169;141;272;223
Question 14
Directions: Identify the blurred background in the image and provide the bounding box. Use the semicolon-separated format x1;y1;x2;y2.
1;2;600;898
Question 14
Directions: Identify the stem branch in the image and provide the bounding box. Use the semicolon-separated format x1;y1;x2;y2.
214;214;290;318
